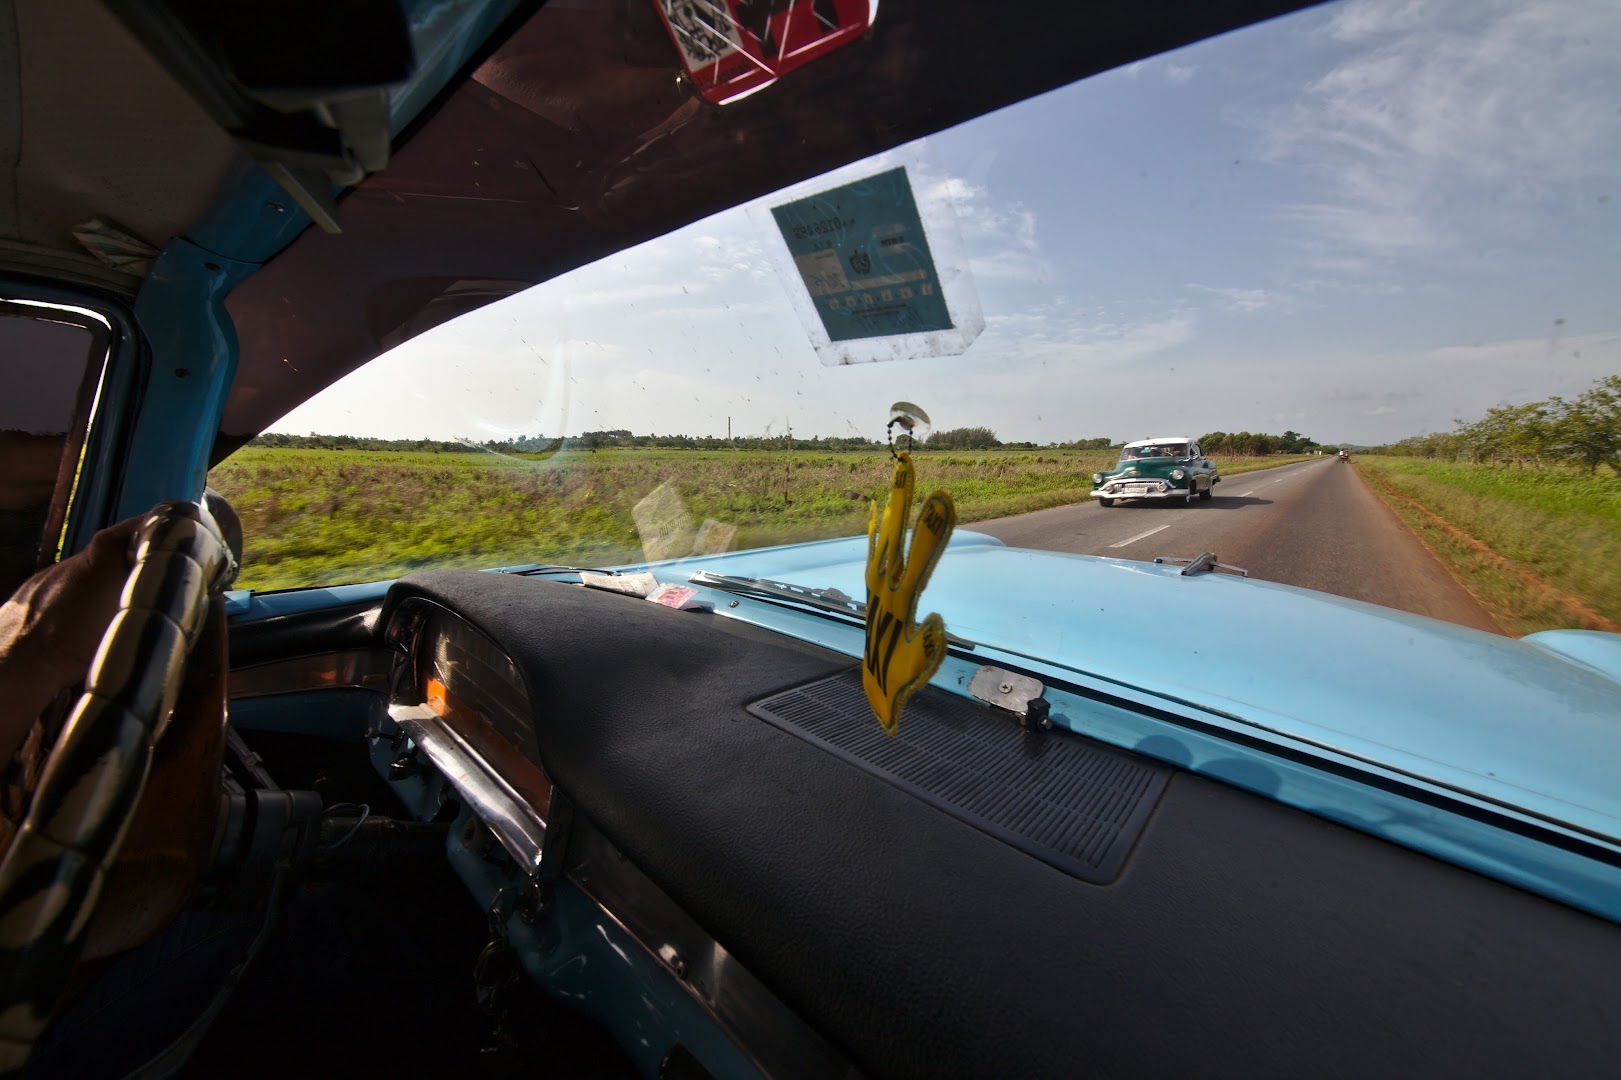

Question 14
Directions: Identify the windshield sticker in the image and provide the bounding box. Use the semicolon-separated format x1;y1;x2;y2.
772;167;953;345
654;0;873;105
755;153;984;365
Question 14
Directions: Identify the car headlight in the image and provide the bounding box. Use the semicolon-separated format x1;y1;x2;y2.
1171;468;1186;480
1092;473;1103;484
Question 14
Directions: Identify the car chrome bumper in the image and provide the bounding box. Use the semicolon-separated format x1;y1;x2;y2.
1091;482;1191;499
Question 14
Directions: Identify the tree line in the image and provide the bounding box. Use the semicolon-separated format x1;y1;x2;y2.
248;432;477;453
248;425;1329;456
1374;375;1620;472
1196;430;1322;456
247;431;889;453
926;429;1325;453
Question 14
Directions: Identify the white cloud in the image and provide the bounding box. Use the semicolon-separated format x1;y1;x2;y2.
922;177;982;204
1323;0;1431;41
639;300;780;322
969;248;1052;284
921;167;1049;283
984;311;1053;330
1301;332;1621;440
1188;284;1284;314
1120;58;1198;84
1247;0;1621;273
565;281;697;308
268;337;586;440
981;305;1197;369
1424;332;1621;393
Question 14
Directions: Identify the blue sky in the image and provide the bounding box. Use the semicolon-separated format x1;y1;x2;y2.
272;0;1620;447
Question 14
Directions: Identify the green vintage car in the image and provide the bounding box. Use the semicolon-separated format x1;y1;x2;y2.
1090;437;1220;507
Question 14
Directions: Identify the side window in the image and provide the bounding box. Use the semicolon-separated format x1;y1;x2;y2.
0;302;109;597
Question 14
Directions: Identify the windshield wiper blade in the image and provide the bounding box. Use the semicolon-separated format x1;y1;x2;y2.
496;563;616;577
689;571;974;649
689;571;862;613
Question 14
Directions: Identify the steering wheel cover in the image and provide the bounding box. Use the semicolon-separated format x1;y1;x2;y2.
0;501;235;1070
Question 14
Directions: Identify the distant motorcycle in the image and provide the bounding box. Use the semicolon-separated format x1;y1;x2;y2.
1338;450;1349;463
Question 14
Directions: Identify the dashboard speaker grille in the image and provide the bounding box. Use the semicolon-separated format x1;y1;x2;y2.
749;670;1170;884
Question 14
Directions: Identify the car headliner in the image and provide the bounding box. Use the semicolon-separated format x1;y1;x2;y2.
211;0;1317;455
0;0;238;294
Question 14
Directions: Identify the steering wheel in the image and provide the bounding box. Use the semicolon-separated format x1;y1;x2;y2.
0;500;237;1072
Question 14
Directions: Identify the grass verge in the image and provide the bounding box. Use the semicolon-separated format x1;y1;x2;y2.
1356;457;1621;636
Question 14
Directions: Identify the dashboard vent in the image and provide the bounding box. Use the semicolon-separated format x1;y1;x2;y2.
749;670;1169;884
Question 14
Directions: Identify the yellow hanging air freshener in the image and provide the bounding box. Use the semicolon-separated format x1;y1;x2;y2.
863;405;955;735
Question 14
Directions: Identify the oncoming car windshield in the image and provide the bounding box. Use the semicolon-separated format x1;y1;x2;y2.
1123;443;1190;461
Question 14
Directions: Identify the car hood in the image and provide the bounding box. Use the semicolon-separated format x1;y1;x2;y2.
668;531;1621;847
1102;459;1191;475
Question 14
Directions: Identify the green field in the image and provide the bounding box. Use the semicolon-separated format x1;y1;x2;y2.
209;447;1312;591
1357;458;1621;634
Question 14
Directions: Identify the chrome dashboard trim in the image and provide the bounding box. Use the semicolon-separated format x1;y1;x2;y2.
387;702;545;872
227;648;393;698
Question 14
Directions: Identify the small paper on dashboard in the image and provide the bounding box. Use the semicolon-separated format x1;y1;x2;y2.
580;570;658;597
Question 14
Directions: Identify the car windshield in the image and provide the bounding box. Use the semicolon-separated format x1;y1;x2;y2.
210;0;1620;645
1125;445;1188;461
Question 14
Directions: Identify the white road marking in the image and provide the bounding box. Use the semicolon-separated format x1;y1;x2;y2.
1239;490;1257;497
1110;523;1172;548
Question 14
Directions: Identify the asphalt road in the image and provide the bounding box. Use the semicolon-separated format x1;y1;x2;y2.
972;459;1503;633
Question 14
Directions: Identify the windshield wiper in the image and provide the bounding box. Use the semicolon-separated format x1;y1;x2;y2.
689;571;974;649
689;571;862;613
498;564;615;577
